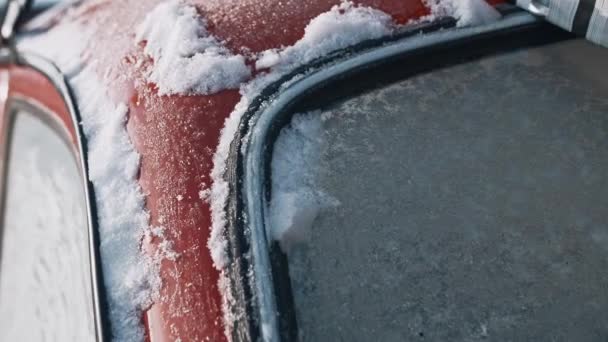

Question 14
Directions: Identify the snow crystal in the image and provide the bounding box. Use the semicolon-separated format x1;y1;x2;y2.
255;1;394;70
18;22;160;342
145;226;180;262
424;0;501;27
135;0;251;95
76;65;161;342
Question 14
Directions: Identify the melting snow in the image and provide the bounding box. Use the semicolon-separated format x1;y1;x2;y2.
135;0;251;95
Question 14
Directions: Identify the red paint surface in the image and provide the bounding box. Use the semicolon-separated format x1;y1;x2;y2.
17;0;504;341
5;66;77;145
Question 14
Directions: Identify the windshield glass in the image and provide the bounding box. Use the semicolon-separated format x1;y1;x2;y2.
269;38;608;341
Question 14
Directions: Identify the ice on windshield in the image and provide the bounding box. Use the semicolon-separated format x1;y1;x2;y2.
269;39;608;341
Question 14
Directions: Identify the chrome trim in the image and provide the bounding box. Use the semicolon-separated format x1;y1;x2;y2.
0;50;107;342
240;11;542;341
1;0;32;44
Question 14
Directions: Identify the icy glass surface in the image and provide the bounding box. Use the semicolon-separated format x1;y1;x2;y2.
276;39;608;341
0;110;95;341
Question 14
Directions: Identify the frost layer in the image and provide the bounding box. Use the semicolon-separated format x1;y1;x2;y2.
136;0;251;95
18;23;159;342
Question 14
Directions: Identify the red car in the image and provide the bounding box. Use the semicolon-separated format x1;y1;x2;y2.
1;0;607;341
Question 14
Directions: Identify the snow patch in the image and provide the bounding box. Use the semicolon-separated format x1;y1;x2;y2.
256;1;394;70
199;187;211;202
135;0;251;95
424;0;501;27
269;112;338;252
145;226;180;262
19;22;160;342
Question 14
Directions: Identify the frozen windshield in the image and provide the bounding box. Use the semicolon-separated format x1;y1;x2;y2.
269;38;608;341
0;109;96;341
